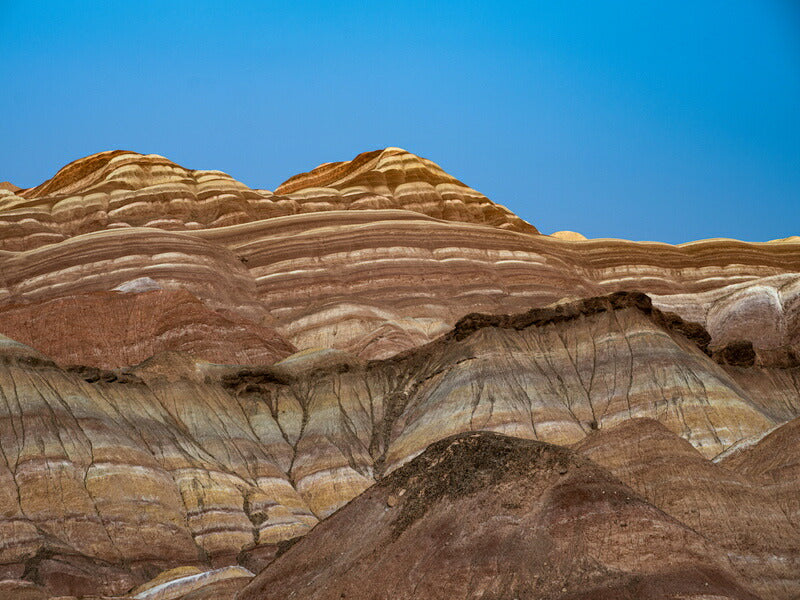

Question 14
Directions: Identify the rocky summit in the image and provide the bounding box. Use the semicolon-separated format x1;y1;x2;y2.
0;149;797;599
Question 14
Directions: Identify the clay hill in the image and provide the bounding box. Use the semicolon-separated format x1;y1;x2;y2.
0;149;797;599
242;430;771;600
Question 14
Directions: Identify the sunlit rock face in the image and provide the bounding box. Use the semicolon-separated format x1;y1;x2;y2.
0;147;535;253
2;148;798;364
0;149;797;598
274;147;539;234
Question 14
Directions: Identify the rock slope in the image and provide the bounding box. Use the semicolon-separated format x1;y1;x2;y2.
0;148;535;253
0;293;795;596
2;148;798;363
0;148;797;598
575;418;800;599
238;431;760;600
0;288;295;369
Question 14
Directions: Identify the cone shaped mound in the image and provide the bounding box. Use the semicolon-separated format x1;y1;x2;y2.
239;431;758;600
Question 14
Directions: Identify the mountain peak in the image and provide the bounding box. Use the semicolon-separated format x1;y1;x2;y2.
275;147;455;193
0;181;20;193
1;148;538;253
275;147;539;234
19;150;245;200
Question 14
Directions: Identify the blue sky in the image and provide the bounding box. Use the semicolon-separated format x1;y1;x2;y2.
1;1;798;242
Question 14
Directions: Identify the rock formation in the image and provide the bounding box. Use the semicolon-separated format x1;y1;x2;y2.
0;288;295;369
2;148;798;363
131;565;253;600
238;432;760;600
0;148;797;598
0;292;797;597
575;418;800;599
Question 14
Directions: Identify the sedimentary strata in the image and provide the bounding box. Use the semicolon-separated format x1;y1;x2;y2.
2;149;798;363
0;293;795;596
0;288;294;369
575;418;800;599
0;148;797;598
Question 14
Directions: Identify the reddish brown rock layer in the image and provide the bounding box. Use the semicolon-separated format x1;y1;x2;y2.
239;432;759;600
0;289;295;369
199;210;800;358
718;417;800;568
575;419;800;599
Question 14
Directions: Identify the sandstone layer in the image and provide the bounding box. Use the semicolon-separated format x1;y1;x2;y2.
0;288;295;369
2;149;798;364
0;148;535;253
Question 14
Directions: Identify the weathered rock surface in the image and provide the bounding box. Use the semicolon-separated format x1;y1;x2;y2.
1;149;798;363
239;431;760;600
0;149;797;598
131;565;252;600
274;147;539;234
0;293;794;596
575;418;800;599
0;148;535;253
0;289;295;369
0;579;48;600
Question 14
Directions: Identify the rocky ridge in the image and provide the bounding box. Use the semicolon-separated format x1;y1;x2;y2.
2;149;798;363
0;293;796;596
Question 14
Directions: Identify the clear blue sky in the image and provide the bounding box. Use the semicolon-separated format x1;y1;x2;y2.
1;1;798;243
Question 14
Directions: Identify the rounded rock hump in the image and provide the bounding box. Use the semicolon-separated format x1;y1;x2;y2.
239;431;758;600
275;147;540;234
1;148;539;253
0;332;55;366
1;150;275;251
19;150;252;202
550;229;587;241
20;150;142;199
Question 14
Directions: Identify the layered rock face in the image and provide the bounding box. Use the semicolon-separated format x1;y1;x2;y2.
274;147;539;234
575;418;800;599
0;288;295;369
2;148;798;363
0;293;796;597
0;147;535;253
0;148;797;598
